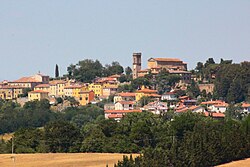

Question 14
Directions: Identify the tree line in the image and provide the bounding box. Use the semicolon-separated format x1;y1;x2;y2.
1;103;250;166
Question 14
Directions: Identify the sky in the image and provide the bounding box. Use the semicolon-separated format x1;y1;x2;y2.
0;0;249;80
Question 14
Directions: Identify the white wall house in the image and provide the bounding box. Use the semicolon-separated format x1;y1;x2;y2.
161;92;177;101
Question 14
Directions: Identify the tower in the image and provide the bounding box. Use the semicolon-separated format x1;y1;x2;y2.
132;53;142;79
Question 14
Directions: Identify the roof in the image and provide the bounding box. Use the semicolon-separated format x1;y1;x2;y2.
151;66;161;69
169;70;191;74
179;96;189;99
138;69;149;72
29;90;49;93
79;90;94;94
149;58;182;62
0;85;26;89
105;110;142;113
242;103;250;108
108;114;123;119
137;88;157;93
116;101;135;105
148;94;161;98
64;85;83;89
109;74;121;78
204;112;225;118
12;77;41;83
118;92;136;97
201;100;224;105
35;84;50;88
49;80;67;85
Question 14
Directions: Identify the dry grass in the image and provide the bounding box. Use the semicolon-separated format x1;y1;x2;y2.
217;158;250;167
0;153;139;167
0;133;13;141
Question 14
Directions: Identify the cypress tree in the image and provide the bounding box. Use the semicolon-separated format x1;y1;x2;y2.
55;64;59;78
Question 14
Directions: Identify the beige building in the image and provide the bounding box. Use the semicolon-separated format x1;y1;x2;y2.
147;58;187;71
28;90;49;101
49;80;67;97
0;86;24;100
8;73;49;90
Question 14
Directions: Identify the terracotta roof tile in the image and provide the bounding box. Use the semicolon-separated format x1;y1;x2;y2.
242;103;250;108
118;92;136;97
35;84;50;88
150;58;182;62
105;110;142;113
30;90;49;93
137;88;157;93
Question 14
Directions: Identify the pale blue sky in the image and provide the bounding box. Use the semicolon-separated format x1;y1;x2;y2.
0;0;249;80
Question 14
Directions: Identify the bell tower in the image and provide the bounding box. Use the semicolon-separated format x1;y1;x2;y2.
132;53;142;79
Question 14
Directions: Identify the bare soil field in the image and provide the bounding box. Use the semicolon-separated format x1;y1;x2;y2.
0;153;139;167
217;158;250;167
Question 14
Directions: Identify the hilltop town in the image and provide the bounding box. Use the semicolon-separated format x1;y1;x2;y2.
0;53;250;166
0;53;249;120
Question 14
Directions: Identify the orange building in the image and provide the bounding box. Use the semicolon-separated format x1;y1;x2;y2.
79;90;95;106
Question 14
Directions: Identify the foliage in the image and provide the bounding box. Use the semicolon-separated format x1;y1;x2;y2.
45;121;80;153
55;64;59;78
67;59;104;82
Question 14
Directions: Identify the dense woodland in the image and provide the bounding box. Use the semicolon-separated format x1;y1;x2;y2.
0;58;250;166
0;99;250;166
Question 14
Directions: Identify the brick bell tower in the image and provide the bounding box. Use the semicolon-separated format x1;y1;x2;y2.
132;53;142;79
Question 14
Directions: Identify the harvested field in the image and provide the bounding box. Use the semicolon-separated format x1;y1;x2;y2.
217;158;250;167
0;153;139;167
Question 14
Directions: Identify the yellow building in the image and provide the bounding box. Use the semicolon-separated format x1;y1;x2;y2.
0;86;24;100
88;83;103;97
28;90;49;101
102;85;118;98
64;84;88;98
34;84;50;93
49;80;67;97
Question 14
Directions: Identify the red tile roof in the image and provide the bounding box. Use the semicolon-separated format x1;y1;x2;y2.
0;85;26;89
105;110;142;113
169;70;191;74
12;77;41;83
179;96;189;99
108;114;123;119
201;100;224;105
242;103;250;108
64;85;83;89
118;92;136;97
30;90;49;93
137;88;157;93
35;84;50;88
150;58;182;62
49;80;67;85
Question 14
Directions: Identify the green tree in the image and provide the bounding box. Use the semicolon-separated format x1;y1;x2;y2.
45;121;80;153
67;59;103;82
